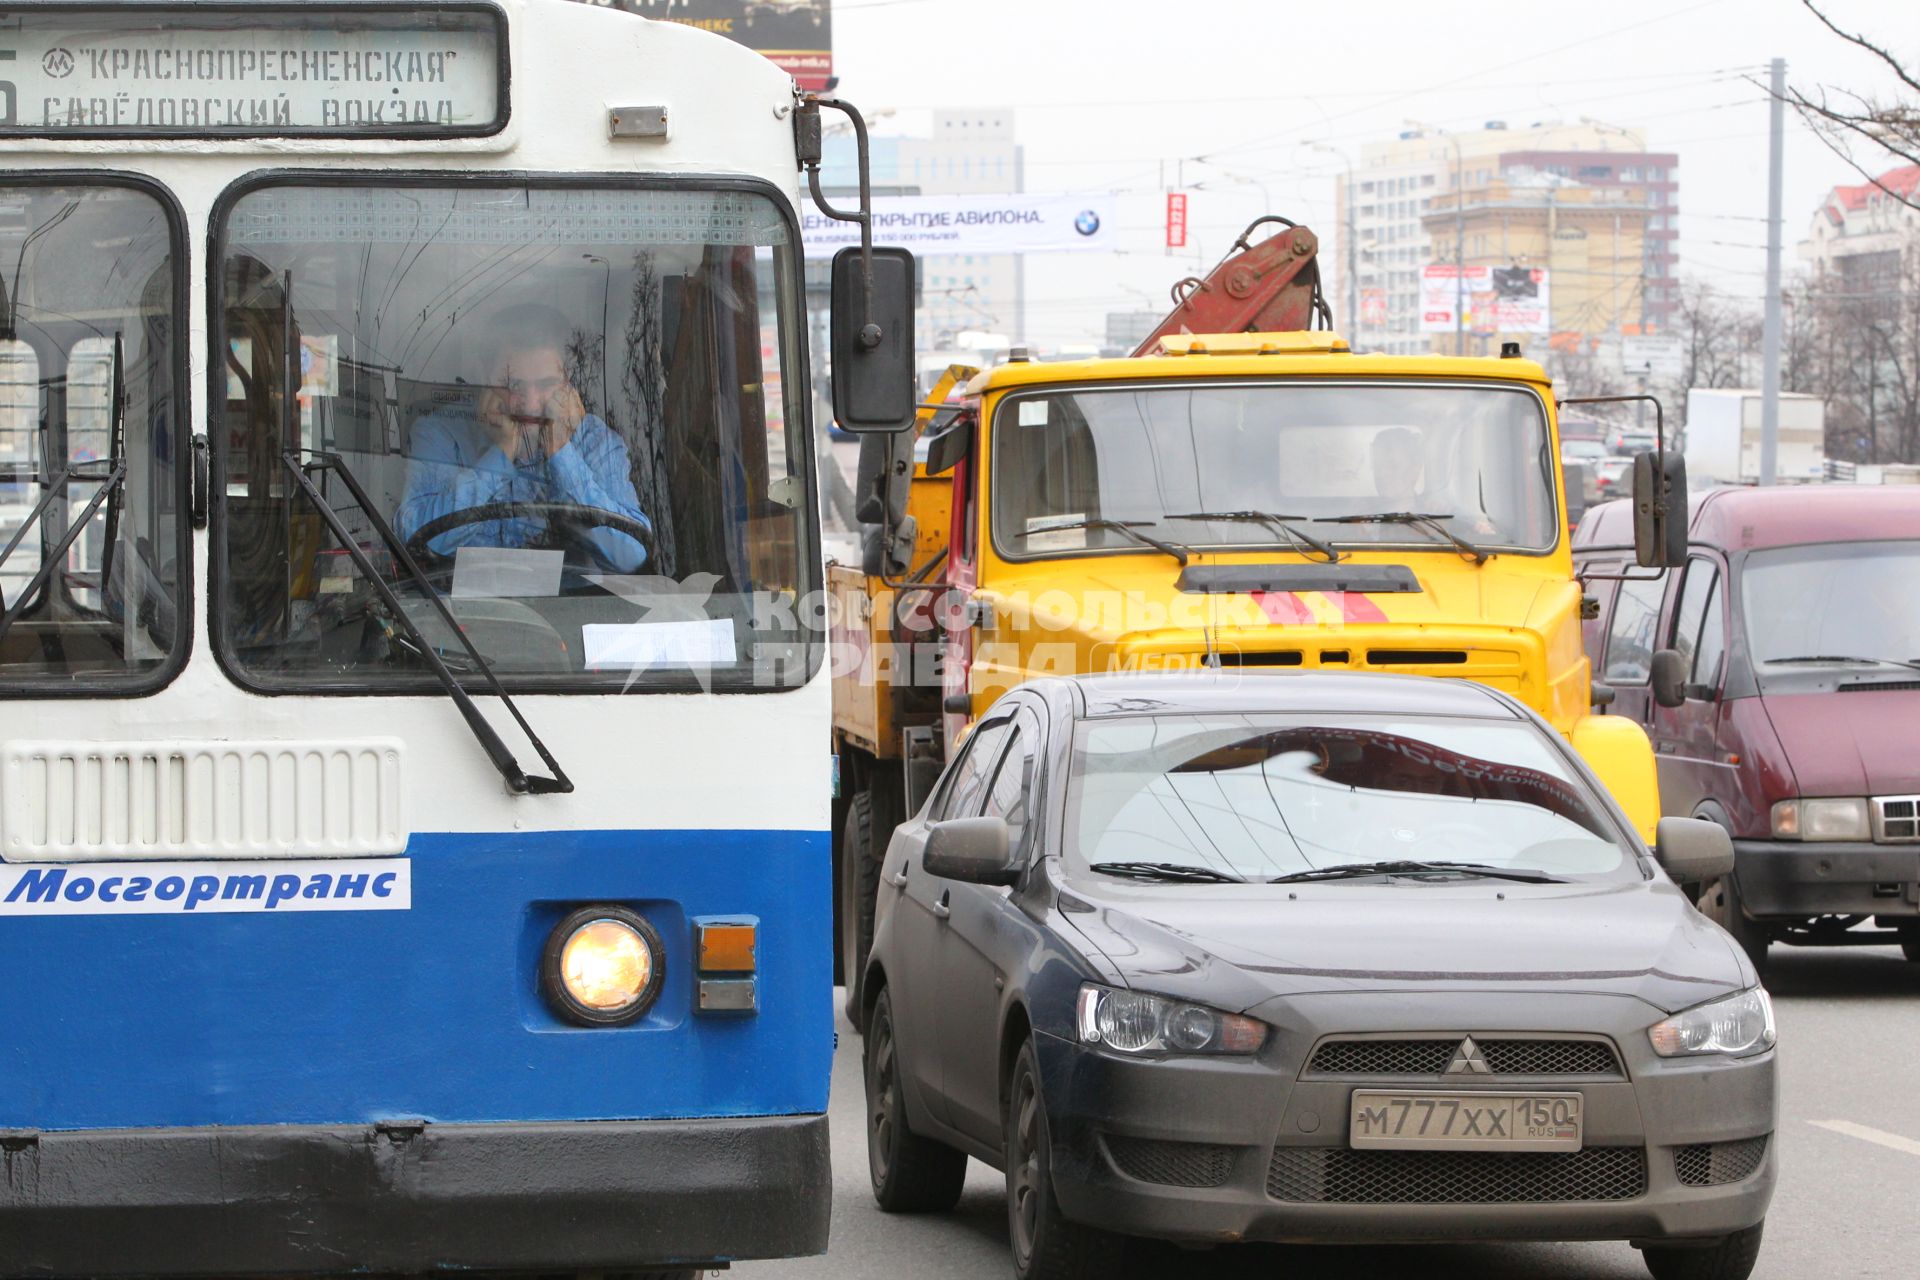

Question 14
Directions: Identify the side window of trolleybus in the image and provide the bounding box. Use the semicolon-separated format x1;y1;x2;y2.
0;182;183;689
214;183;816;693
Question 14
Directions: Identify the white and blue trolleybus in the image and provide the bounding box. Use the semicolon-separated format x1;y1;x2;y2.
0;1;915;1274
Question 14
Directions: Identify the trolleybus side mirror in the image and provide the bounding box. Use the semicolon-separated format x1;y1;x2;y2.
831;245;917;433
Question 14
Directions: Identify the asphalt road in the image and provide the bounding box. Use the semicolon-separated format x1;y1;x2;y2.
742;944;1920;1280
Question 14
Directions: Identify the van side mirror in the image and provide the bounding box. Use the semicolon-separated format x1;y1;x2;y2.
1650;649;1687;708
1654;816;1735;883
923;816;1020;886
831;245;917;433
1631;450;1687;569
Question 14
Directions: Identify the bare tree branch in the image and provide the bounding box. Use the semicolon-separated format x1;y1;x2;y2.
1801;0;1920;98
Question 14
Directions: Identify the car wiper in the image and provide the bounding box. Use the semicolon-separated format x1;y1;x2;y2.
1324;511;1490;565
1268;860;1563;884
1086;861;1247;884
1762;654;1920;672
282;450;573;796
1164;509;1342;564
1019;517;1191;566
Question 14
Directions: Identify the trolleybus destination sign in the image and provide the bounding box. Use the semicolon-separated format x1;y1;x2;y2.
0;5;504;136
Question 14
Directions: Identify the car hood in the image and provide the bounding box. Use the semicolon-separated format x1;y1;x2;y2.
1760;689;1920;797
1060;875;1747;1016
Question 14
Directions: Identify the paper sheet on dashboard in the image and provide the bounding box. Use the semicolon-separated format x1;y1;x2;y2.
582;617;737;670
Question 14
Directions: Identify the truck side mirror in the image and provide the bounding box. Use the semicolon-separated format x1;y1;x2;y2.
1631;450;1687;569
1650;648;1687;708
1654;817;1735;883
831;245;917;433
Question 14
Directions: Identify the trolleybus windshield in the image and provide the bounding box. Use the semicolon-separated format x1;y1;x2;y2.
213;178;816;694
0;178;184;691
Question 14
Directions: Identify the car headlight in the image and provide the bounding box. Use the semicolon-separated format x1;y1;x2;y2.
1648;987;1775;1058
1075;984;1268;1055
1770;798;1870;841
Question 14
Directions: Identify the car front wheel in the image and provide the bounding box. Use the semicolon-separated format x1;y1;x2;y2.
865;987;967;1213
1005;1039;1121;1280
1642;1221;1764;1280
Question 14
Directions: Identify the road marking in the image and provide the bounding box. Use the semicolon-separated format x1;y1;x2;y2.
1809;1120;1920;1158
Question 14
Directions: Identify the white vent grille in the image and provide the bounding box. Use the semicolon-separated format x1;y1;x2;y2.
2;740;406;862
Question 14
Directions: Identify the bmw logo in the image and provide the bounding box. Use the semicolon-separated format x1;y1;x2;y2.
1074;210;1101;236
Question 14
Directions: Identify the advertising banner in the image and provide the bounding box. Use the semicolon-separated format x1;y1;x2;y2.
1420;264;1550;335
802;193;1117;259
1165;192;1188;249
583;0;832;91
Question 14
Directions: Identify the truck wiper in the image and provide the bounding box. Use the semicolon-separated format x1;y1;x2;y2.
0;456;127;643
1164;509;1342;564
1268;860;1563;884
1020;517;1192;566
282;450;573;796
1762;654;1920;672
1325;511;1490;565
1086;861;1247;884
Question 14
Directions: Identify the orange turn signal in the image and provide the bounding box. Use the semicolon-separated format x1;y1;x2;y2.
698;921;757;972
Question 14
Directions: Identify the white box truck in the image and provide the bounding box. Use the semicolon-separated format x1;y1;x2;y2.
1684;389;1826;484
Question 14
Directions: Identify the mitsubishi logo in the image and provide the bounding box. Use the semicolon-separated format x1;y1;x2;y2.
1445;1036;1491;1075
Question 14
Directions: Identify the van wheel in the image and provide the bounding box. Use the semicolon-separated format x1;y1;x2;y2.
865;987;967;1212
1006;1039;1122;1280
840;777;898;1032
1642;1221;1764;1280
1898;923;1920;963
1699;873;1769;975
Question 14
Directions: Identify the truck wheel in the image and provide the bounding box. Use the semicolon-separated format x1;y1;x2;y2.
1642;1221;1764;1280
1699;873;1770;975
840;776;899;1032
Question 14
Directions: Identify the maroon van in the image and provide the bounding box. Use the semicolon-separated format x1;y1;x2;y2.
1574;486;1920;970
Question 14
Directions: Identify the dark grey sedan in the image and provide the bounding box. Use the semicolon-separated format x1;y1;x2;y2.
860;673;1775;1280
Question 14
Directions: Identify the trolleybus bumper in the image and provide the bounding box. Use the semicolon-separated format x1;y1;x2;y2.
0;1113;829;1277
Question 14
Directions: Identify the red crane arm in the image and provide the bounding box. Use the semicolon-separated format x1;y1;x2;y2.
1130;218;1325;357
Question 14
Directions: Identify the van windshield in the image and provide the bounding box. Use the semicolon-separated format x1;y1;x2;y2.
1743;541;1920;680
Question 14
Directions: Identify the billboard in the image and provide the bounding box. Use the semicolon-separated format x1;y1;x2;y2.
1420;264;1550;335
575;1;831;91
802;193;1117;259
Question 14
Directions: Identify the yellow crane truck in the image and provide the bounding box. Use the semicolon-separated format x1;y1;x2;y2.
828;219;1685;1016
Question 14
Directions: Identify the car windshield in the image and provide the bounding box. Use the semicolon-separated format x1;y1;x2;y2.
1067;713;1632;882
990;382;1557;558
214;182;814;692
0;182;182;691
1742;540;1920;679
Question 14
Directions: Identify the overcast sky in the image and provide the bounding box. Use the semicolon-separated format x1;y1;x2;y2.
824;0;1915;347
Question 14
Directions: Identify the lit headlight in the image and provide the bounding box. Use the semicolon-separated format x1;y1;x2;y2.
541;906;664;1026
1770;798;1869;841
1648;987;1775;1058
1075;984;1268;1055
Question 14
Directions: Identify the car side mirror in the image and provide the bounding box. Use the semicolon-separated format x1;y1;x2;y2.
923;816;1020;886
1631;450;1687;569
831;245;917;433
1654;816;1735;883
1650;649;1687;708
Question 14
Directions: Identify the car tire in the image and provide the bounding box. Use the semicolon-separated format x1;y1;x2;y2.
840;779;898;1032
1699;873;1770;975
1005;1039;1123;1280
1642;1221;1764;1280
865;987;967;1213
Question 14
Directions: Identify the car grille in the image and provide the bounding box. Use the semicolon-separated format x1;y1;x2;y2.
1266;1146;1647;1204
1305;1037;1622;1078
1105;1135;1235;1188
1674;1136;1769;1187
1874;795;1920;843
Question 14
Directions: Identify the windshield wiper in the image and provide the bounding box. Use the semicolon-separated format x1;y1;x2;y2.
1762;654;1920;672
282;450;573;796
1325;511;1490;566
1268;860;1564;885
1164;509;1342;564
1020;517;1191;566
1086;861;1247;884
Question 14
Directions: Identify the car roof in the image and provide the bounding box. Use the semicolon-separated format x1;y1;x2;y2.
1012;672;1524;722
1575;484;1920;552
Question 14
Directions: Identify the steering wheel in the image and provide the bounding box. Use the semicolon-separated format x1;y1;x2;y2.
403;501;654;572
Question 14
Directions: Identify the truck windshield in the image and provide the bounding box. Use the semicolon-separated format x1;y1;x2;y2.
990;382;1557;560
1743;540;1920;679
213;181;816;693
1067;713;1631;883
0;181;182;692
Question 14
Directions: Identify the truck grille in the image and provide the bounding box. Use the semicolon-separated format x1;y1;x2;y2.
1873;796;1920;843
1266;1146;1647;1204
1105;1136;1235;1188
1674;1136;1769;1187
1306;1037;1622;1078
